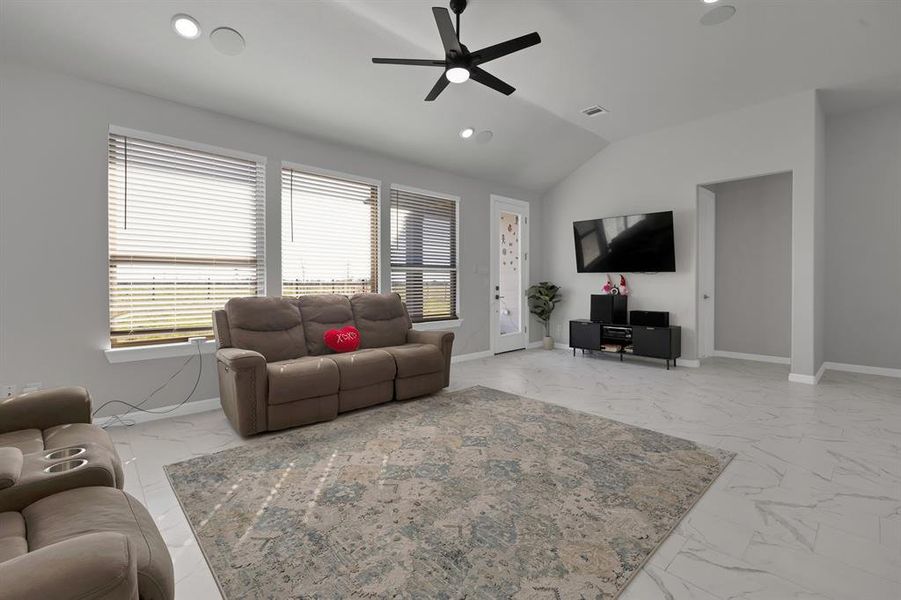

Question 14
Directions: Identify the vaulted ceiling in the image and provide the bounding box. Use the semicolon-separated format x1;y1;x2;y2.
2;0;899;191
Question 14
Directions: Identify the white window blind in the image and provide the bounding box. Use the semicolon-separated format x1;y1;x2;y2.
108;133;265;347
390;186;458;322
281;168;379;297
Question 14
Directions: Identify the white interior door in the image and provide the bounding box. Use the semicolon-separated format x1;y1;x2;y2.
697;186;716;359
490;196;530;354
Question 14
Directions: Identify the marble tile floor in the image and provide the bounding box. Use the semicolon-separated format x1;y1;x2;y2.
106;351;901;600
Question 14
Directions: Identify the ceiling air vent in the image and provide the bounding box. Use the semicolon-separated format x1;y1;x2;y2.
581;105;608;116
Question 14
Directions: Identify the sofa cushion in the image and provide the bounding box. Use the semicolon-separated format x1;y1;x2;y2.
0;429;42;455
226;297;307;363
328;349;397;390
296;295;355;355
22;487;173;600
0;511;26;563
267;357;339;405
380;343;445;378
350;293;411;349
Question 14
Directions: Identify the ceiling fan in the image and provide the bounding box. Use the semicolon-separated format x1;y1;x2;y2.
371;0;541;101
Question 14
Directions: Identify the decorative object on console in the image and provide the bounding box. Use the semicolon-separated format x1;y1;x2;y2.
165;385;733;600
526;281;562;349
618;274;629;295
601;274;613;294
323;326;361;353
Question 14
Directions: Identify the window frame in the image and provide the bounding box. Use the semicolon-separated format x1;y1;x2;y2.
106;125;267;351
388;183;461;325
280;160;382;298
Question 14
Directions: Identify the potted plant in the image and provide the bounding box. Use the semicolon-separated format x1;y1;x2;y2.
526;281;562;350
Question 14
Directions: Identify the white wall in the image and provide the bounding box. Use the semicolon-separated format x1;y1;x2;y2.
540;91;822;377
814;93;827;376
825;101;901;370
713;173;792;358
0;63;540;415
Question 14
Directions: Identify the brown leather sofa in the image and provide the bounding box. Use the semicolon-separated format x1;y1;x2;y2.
0;387;174;599
0;387;124;511
0;486;173;600
213;292;455;435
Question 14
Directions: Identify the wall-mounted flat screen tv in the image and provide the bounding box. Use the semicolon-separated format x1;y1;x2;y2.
573;210;676;273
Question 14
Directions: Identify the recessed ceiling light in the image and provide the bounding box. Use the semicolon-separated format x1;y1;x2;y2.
210;27;245;55
446;67;470;84
702;0;720;4
459;127;475;139
171;14;201;40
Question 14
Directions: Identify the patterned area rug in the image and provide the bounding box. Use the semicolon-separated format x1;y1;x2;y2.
166;386;733;599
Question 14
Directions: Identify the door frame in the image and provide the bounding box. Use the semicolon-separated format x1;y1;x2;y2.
696;186;716;359
489;195;530;354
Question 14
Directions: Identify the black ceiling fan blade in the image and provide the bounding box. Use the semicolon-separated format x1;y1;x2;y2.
470;67;515;96
471;32;541;65
432;7;462;55
372;58;447;67
424;74;450;101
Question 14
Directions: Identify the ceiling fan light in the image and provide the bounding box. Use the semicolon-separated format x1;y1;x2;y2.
446;67;470;84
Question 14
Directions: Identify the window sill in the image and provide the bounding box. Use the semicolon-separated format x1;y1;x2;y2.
104;340;217;364
412;319;463;331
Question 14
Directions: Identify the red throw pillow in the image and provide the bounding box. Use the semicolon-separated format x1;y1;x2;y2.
323;326;360;353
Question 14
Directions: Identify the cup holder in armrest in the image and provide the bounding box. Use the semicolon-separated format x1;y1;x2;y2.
44;459;88;474
44;447;86;461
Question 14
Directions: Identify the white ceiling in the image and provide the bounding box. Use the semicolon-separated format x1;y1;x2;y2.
2;0;900;192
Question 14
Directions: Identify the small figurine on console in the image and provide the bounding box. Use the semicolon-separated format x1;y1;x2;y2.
601;274;614;294
618;275;629;296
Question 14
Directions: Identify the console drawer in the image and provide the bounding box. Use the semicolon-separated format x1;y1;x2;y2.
569;321;601;350
632;326;678;358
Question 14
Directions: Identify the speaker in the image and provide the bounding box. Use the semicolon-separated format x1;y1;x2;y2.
590;294;628;324
630;310;670;327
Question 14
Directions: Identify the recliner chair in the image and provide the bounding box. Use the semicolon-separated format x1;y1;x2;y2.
0;387;174;599
0;387;124;511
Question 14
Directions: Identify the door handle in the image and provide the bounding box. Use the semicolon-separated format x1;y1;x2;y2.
703;294;710;300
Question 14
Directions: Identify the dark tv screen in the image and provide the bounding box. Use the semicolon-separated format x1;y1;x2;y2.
573;210;675;273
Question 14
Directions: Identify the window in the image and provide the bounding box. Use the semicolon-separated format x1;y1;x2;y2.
107;131;265;347
281;167;379;296
390;186;458;322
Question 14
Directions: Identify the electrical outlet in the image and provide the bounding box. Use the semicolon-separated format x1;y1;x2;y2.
22;382;42;393
2;384;17;398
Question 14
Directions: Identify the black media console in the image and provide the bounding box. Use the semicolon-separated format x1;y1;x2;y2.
569;319;682;370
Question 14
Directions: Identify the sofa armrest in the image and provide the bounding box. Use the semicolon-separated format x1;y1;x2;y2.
215;348;268;436
216;347;266;371
0;386;92;435
407;329;455;387
0;447;23;490
0;532;138;600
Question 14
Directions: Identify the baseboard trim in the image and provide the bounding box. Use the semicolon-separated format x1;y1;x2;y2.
788;362;826;385
823;361;901;379
451;350;493;364
95;397;221;427
713;350;791;365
